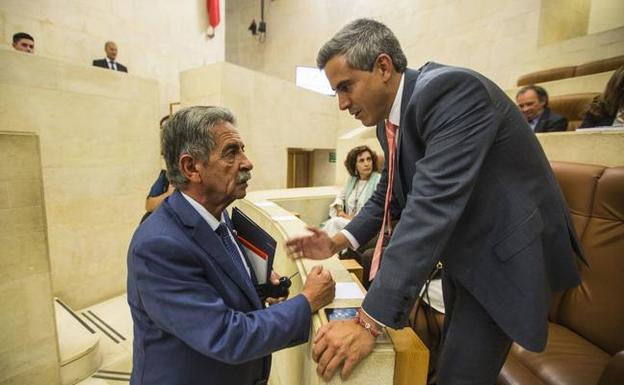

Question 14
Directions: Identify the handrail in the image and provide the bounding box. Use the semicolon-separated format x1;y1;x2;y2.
235;191;429;385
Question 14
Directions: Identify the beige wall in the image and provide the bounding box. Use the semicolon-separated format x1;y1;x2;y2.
226;0;624;91
0;132;61;385
0;49;160;309
537;129;624;166
180;62;339;190
0;0;225;115
312;149;336;187
589;0;624;34
539;0;591;46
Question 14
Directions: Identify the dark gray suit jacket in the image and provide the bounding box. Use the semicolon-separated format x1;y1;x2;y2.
93;58;128;72
345;63;584;352
534;107;568;133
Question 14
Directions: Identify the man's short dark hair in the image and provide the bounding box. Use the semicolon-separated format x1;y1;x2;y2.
517;85;549;107
13;32;34;44
317;18;407;73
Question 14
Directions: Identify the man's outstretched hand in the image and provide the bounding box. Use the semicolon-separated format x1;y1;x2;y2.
285;227;347;260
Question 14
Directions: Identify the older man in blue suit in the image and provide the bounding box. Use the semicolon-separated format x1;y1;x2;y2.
127;106;335;385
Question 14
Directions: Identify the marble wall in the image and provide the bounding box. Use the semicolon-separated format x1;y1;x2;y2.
0;49;160;309
0;0;225;115
537;129;624;166
180;62;340;190
0;132;61;385
226;0;624;94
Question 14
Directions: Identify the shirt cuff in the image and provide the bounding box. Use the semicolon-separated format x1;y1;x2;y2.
361;307;387;328
340;229;360;250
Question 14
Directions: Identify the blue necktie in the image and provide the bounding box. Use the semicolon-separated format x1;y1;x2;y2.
215;223;252;283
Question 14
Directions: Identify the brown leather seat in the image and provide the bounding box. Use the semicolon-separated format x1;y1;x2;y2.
498;162;624;385
549;93;600;131
516;55;624;86
517;66;576;86
411;162;624;385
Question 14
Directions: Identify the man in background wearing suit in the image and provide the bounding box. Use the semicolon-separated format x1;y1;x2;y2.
127;106;335;385
516;85;568;132
286;19;584;385
93;41;128;72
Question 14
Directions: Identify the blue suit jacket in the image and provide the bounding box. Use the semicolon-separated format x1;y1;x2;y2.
346;63;584;352
127;191;311;384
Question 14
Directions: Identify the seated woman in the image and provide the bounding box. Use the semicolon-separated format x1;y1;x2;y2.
579;65;624;128
323;145;381;236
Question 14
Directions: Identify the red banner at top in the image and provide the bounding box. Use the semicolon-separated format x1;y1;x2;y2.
207;0;220;28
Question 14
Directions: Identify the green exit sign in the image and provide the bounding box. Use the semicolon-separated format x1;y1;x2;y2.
329;152;336;163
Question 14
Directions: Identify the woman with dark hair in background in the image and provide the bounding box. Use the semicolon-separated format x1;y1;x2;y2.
323;145;381;236
580;66;624;128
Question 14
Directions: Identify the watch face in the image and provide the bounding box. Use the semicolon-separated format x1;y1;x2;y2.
325;307;358;321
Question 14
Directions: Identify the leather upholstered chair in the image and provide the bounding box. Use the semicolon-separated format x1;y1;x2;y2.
410;162;624;385
548;93;600;131
498;162;624;385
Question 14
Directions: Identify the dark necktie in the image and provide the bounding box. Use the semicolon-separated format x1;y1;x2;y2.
370;120;398;280
215;223;251;283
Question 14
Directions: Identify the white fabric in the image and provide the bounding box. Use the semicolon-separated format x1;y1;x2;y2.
420;279;445;313
324;216;351;237
388;74;405;127
613;107;624;126
340;229;360;250
106;58;117;71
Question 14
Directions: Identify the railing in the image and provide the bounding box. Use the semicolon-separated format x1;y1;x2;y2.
237;188;429;385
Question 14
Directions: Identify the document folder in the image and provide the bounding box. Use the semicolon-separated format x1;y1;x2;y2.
231;207;276;285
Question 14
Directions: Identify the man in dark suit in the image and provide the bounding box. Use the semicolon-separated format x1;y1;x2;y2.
516;85;568;132
127;106;335;385
286;19;584;385
92;41;128;72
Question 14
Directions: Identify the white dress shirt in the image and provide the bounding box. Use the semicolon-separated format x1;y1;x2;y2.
340;73;405;250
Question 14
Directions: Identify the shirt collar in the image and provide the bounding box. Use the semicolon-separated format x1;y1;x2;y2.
387;73;405;126
180;191;223;231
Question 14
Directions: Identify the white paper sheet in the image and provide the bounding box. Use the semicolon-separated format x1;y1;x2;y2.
335;282;365;299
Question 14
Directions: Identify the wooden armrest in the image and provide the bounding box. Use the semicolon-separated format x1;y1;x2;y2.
341;259;364;283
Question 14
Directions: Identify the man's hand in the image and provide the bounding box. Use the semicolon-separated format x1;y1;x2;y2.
312;320;376;381
337;211;352;220
266;270;287;305
301;265;335;312
286;227;347;260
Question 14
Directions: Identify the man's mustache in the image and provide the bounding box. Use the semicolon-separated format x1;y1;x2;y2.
236;171;252;184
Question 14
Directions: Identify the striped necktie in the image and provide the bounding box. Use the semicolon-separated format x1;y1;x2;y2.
369;120;398;280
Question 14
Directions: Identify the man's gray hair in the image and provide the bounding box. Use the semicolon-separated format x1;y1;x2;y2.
316;18;407;73
161;106;235;189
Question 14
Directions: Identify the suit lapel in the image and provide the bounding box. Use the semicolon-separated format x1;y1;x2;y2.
535;108;549;133
167;192;262;309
